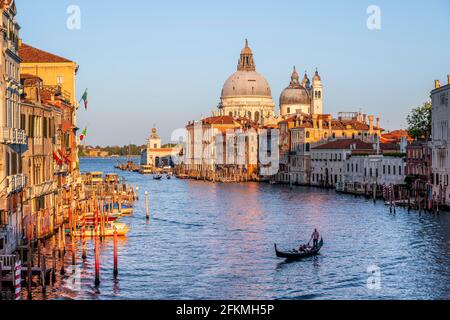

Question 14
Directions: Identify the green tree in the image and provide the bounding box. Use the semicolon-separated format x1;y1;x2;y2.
406;102;431;140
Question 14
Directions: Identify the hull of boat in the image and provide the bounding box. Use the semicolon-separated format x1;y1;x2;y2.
274;238;323;260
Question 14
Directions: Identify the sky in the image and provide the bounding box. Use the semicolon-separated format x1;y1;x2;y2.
16;0;450;146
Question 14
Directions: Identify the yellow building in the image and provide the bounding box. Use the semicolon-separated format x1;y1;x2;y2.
278;112;383;184
18;43;80;176
18;43;79;106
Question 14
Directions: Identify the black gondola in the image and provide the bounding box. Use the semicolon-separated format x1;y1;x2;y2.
274;238;323;260
153;175;162;180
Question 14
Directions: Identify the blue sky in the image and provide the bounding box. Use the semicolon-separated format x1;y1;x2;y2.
16;0;450;146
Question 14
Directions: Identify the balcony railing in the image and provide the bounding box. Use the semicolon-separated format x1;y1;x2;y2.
0;127;28;145
26;181;58;199
6;174;27;194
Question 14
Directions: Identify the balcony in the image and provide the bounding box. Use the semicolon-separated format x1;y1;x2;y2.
5;174;27;194
0;127;27;145
26;181;57;199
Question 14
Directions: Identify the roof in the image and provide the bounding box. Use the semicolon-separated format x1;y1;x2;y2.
380;129;413;143
19;43;73;63
280;113;383;131
312;139;374;150
202;116;236;125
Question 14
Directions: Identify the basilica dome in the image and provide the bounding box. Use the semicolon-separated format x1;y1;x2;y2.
217;40;275;123
221;70;272;98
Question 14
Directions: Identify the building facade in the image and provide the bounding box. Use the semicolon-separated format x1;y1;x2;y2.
180;116;260;181
0;0;27;254
20;74;62;239
278;112;383;184
141;128;181;168
18;43;79;184
430;75;450;205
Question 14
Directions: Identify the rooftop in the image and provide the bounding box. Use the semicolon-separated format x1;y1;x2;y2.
19;43;73;63
312;139;374;150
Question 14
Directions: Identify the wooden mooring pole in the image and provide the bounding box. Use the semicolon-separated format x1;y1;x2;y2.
145;191;149;221
94;236;100;287
113;227;118;278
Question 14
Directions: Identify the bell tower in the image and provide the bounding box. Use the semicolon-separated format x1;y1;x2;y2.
311;69;323;115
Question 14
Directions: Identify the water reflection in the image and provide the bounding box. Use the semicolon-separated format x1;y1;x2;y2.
22;158;450;300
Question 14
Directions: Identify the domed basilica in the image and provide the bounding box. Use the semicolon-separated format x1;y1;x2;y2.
215;40;323;123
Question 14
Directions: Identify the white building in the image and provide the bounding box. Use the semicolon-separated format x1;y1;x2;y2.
430;75;450;205
343;154;406;191
310;139;374;187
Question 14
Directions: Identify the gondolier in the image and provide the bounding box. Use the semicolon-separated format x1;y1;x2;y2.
310;229;320;248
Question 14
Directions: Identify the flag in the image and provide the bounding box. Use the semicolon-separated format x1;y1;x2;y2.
58;149;71;164
80;127;87;141
53;151;63;166
81;89;88;110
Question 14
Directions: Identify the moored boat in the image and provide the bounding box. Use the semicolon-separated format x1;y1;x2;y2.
274;238;323;260
69;222;129;237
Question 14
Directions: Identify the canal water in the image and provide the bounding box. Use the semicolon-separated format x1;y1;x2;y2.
24;157;450;300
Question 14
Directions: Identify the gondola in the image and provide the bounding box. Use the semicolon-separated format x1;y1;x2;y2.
153;175;162;180
274;238;323;260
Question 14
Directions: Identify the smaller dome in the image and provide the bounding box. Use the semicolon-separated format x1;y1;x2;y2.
280;87;310;106
280;66;311;106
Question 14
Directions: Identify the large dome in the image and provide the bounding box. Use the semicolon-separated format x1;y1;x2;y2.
221;71;272;98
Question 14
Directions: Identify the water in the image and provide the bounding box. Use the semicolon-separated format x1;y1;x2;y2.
25;157;450;300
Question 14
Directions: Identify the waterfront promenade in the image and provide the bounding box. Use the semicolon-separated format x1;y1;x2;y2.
21;157;450;300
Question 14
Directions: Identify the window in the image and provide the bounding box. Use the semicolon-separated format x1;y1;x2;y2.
287;107;290;114
305;143;310;152
306;131;310;139
56;75;64;85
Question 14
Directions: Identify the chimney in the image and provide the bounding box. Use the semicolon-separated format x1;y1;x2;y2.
448;75;450;85
318;117;323;130
299;115;304;126
376;117;380;129
362;114;367;124
368;115;374;132
435;80;441;89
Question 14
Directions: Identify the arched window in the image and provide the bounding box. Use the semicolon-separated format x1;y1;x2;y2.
305;143;310;152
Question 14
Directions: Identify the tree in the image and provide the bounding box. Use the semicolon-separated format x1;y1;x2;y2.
406;102;431;140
